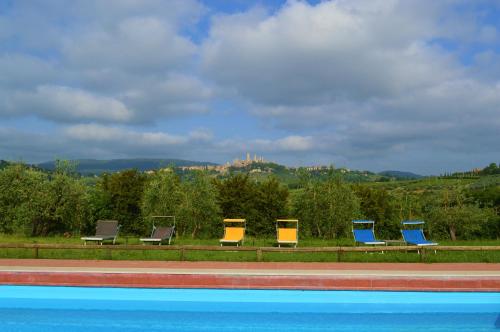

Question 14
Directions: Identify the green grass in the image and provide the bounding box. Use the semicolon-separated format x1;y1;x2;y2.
0;234;499;263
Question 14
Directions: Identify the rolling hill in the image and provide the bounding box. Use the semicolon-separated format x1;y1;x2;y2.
37;158;218;175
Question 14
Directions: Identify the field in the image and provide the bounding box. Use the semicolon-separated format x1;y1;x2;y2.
1;234;499;263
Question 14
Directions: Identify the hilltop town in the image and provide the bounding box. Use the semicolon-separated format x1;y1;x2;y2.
178;152;269;173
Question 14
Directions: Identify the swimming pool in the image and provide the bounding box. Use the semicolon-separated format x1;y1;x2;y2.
0;286;498;331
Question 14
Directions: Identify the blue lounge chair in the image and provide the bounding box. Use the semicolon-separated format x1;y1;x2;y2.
401;220;438;246
352;220;385;245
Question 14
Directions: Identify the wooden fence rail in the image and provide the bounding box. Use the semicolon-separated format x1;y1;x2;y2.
0;243;499;262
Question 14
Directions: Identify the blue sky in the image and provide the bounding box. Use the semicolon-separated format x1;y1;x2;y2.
0;0;499;174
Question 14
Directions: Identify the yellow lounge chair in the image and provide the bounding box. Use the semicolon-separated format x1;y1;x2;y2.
276;219;298;248
220;218;246;246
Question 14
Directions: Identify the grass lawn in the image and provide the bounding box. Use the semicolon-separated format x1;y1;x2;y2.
0;234;499;263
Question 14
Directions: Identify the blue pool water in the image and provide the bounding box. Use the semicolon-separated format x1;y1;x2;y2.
0;286;498;331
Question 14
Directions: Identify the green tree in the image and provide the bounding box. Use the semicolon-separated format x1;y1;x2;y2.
250;177;289;236
35;167;87;236
424;188;497;240
0;164;47;234
468;186;500;212
141;169;183;219
391;189;423;221
178;171;221;238
214;174;257;219
98;169;145;234
0;163;88;236
294;176;360;239
353;186;400;238
481;163;499;175
214;174;289;237
84;184;113;235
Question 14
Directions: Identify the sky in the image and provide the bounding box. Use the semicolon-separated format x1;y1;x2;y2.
0;0;499;174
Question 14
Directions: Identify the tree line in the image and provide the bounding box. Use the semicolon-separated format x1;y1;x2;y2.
0;162;498;241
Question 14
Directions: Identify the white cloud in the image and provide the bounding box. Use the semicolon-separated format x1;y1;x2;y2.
479;25;498;44
216;135;316;155
1;0;499;173
0;0;211;124
1;124;318;164
200;0;500;173
272;135;315;151
202;0;457;105
0;17;10;40
121;74;213;120
63;17;196;72
471;51;500;82
6;86;133;123
0;54;56;88
189;128;213;142
72;0;205;27
64;124;187;145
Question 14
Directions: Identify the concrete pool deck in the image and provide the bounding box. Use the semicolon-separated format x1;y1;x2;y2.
0;259;499;291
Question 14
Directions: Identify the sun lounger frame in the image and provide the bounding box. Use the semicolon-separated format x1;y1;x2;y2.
352;220;385;246
401;220;438;253
81;220;121;245
140;215;176;245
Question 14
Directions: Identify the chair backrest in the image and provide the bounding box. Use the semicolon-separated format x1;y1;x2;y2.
150;215;176;227
402;220;425;226
224;227;245;241
152;226;174;239
224;218;245;223
278;228;297;242
95;220;119;236
401;229;426;244
352;220;375;228
353;229;377;243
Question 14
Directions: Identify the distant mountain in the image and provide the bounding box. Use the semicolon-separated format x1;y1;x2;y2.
0;160;11;170
37;158;218;175
378;170;423;180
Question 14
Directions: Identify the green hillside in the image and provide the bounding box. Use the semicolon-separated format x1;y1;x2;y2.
378;170;423;179
38;158;218;175
201;162;418;188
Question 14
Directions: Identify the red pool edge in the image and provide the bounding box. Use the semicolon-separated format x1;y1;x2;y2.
1;260;499;292
1;271;499;292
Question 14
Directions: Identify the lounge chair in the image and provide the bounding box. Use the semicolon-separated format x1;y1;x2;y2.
220;218;245;246
140;216;175;245
352;220;385;245
401;220;438;247
276;219;298;248
81;220;120;245
140;226;175;245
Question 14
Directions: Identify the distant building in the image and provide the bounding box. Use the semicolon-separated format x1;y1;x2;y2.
178;164;228;173
305;165;329;171
232;152;266;168
176;153;268;173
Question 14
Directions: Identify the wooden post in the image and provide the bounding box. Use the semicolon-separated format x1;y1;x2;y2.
180;248;185;261
256;248;263;262
422;247;427;262
33;247;39;259
105;248;112;260
337;248;342;262
419;248;426;262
